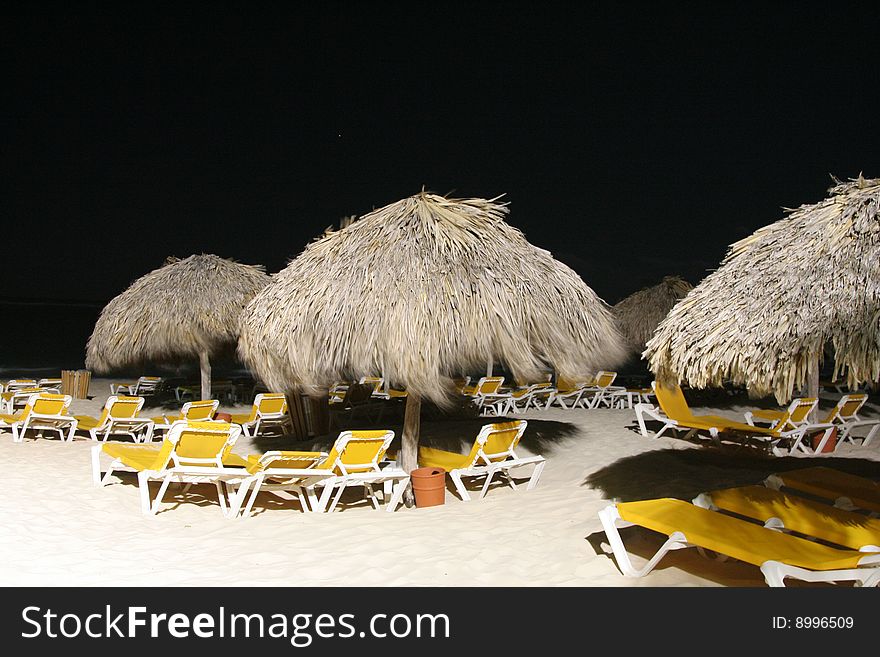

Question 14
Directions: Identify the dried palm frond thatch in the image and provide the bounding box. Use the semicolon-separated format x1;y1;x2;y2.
613;276;693;357
238;191;625;482
645;174;880;403
86;254;271;400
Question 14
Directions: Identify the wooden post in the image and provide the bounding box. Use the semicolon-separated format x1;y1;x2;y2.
487;357;493;378
400;393;422;507
806;354;820;423
284;390;308;440
309;394;331;436
199;350;211;401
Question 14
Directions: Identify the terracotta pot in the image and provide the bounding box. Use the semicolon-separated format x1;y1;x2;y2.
810;426;838;453
214;412;232;422
410;467;446;508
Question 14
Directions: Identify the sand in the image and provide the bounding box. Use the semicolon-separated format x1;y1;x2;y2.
1;377;878;587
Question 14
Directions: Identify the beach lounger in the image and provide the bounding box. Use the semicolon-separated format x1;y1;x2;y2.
232;429;409;516
822;394;879;447
91;420;248;516
1;386;46;414
693;485;880;551
0;392;78;442
417;419;545;501
460;376;508;415
74;395;155;443
151;399;220;434
747;394;878;450
579;371;625;409
488;382;556;415
109;376;163;397
229;392;294;437
597;498;880;587
744;397;818;430
634;382;836;454
608;386;655;409
3;379;38;393
547;379;591;409
765;466;880;515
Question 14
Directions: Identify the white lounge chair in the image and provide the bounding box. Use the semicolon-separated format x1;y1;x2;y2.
151;399;220;435
230;392;294;437
0;392;78;443
598;497;880;587
74;395;155;443
109;376;163;396
232;429;409;516
823;393;879;448
416;420;545;501
91;420;247;516
579;371;624;409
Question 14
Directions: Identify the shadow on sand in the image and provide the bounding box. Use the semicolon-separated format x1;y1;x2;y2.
251;414;581;458
584;447;880;502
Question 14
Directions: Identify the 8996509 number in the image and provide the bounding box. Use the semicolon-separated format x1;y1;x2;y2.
795;617;853;629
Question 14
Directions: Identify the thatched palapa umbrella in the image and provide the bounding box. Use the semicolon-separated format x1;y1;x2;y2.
613;276;693;357
645;175;880;404
238;191;625;490
86;254;271;400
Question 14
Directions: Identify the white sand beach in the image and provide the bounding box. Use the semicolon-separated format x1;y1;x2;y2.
1;378;878;587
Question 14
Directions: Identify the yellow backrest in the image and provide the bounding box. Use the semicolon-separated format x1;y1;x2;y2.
326;429;393;474
257;393;288;416
109;396;144;419
468;420;527;465
556;378;580;392
170;421;238;466
654;383;694;421
183;400;219;421
477;377;505;395
823;394;867;423
776;397;817;431
595;371;617;388
30;393;70;416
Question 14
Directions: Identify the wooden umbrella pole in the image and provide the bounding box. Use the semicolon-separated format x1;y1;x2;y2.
806;354;820;423
400;392;422;507
199;350;212;401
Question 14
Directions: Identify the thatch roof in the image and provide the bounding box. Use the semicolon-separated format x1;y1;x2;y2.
613;276;693;355
86;254;271;372
645;175;880;402
238;191;625;404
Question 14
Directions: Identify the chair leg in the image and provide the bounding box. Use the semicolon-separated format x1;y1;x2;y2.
137;472;152;515
91;445;103;485
240;475;265;518
444;470;468;501
364;483;381;510
150;475;174;515
598;506;688;578
327;481;349;513
385;477;410;512
478;471;497;499
526;460;546;491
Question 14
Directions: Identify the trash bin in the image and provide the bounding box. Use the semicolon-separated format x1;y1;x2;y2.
410;467;446;508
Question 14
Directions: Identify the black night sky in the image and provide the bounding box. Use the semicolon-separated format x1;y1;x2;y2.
4;2;879;368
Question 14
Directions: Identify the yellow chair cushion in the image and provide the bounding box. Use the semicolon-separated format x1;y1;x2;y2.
418;446;472;471
707;485;880;552
617;498;866;570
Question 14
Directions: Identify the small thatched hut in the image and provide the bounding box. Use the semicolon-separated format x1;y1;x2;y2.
238;191;625;488
645;175;880;403
86;254;271;400
613;276;693;357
